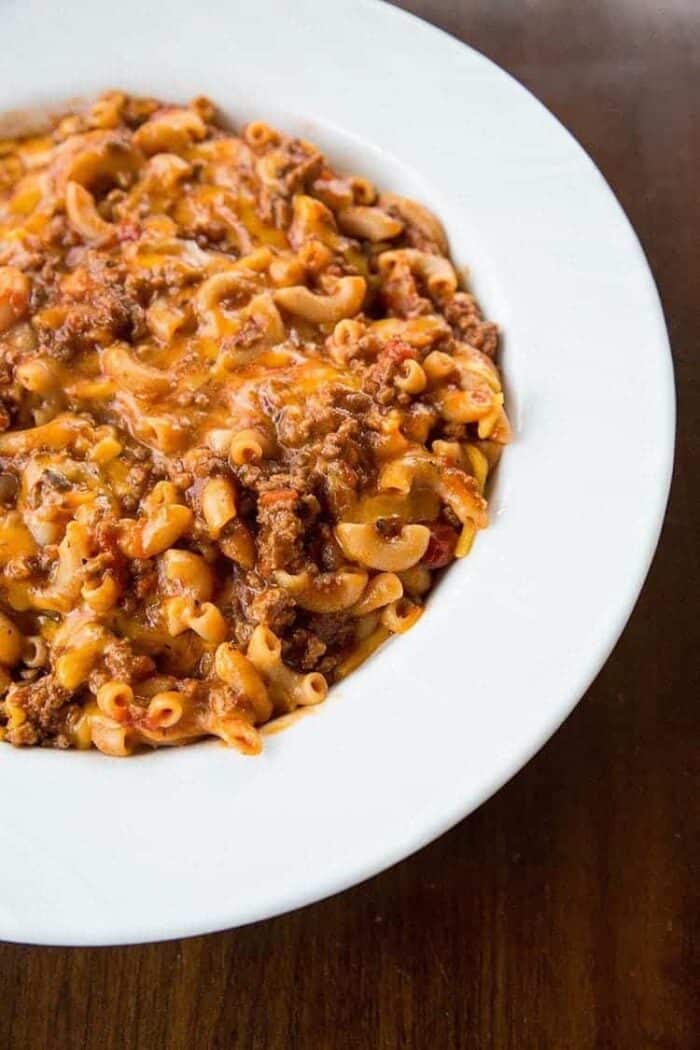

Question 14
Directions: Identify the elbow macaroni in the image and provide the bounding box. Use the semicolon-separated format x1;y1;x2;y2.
0;92;510;755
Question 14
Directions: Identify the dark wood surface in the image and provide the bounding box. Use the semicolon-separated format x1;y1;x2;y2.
1;2;697;1047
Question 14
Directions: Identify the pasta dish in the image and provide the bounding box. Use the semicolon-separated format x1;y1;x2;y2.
0;93;510;755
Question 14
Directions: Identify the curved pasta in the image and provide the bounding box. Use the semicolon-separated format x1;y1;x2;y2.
187;603;228;643
246;625;327;712
335;522;430;572
398;565;432;596
274;276;366;324
433;387;500;426
140;504;193;558
214;643;272;723
378;193;448;252
233;249;274;273
133;108;206;155
453;342;502;390
381;597;423;634
200;477;237;538
87;92;126;130
135;414;189;453
62;130;140;191
246;624;282;673
0;611;23;666
65;181;114;243
22;635;49;669
204;711;262;754
54;622;110;690
145;691;184;730
378;248;458;299
269;254;306;287
162;549;214;602
15;357;60;394
101;344;171;397
96;681;133;722
428;342;506;428
82;574;120;613
288;194;342;250
423;350;456;383
198;274;285;347
143;152;192;189
46;520;92;608
195;269;259;325
90;715;134;757
274;568;368;613
336;205;404;241
296;239;333;273
368;316;450;348
351;572;403;617
379;454;488;529
165;595;227;642
394;359;427;394
146;299;188;342
218;521;256;569
244;121;280;150
229;428;274;465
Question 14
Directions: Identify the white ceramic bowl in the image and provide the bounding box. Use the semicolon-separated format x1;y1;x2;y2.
0;0;674;946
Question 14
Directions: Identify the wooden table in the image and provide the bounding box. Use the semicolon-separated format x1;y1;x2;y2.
2;3;697;1047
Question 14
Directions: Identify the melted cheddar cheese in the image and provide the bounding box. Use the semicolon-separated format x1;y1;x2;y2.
0;93;510;755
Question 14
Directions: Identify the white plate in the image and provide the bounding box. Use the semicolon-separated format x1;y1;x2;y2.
0;0;674;946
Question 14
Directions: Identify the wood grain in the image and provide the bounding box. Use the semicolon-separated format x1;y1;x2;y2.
1;2;697;1047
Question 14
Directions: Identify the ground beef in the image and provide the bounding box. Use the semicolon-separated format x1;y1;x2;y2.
276;385;375;517
219;317;266;357
283;143;324;193
305;523;346;573
114;460;156;513
441;292;499;356
90;519;127;577
128;559;159;602
98;638;155;684
363;338;418;405
232;382;376;541
33;294;135;360
303;612;355;655
246;584;296;633
255;488;305;573
4;675;70;743
282;627;327;671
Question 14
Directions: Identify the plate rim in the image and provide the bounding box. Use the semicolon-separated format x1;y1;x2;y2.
0;0;675;945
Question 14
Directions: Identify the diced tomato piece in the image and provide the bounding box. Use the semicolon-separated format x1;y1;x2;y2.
422;522;458;568
258;488;299;506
